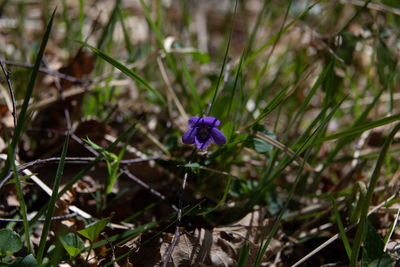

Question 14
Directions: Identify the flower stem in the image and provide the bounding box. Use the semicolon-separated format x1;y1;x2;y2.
162;147;196;266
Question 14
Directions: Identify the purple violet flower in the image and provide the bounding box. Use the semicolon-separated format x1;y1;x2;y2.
182;116;226;149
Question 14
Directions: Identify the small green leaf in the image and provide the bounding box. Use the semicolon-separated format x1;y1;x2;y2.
84;138;117;161
0;229;22;256
322;113;400;142
60;233;85;258
78;216;112;242
362;218;392;267
190;51;210;63
253;137;273;154
221;122;234;143
247;125;275;154
182;163;200;168
105;172;123;195
377;39;396;85
11;254;37;267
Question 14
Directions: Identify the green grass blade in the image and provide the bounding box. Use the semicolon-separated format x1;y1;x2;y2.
208;0;238;116
79;41;166;105
331;197;351;260
237;242;250;267
8;143;31;254
117;6;133;56
321;113;400;142
227;48;245;117
181;58;202;113
244;0;321;67
96;0;120;51
349;122;400;267
36;134;69;265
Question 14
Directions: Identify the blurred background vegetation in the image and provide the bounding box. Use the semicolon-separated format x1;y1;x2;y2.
0;0;399;266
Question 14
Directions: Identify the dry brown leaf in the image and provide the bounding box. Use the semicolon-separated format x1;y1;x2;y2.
159;210;283;266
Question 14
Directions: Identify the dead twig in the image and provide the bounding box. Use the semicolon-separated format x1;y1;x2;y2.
0;59;17;127
3;60;86;84
0;213;78;222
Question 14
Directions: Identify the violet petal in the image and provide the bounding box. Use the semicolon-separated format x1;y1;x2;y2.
188;117;201;127
182;128;198;144
195;136;212;149
203;116;220;127
210;127;226;145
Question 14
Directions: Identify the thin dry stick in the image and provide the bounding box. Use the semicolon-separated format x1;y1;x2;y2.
3;60;84;83
0;155;161;188
135;124;171;156
339;0;400;16
0;59;17;127
383;205;400;252
157;57;189;125
122;169;178;211
0;213;78;222
26;87;93;112
291;193;397;267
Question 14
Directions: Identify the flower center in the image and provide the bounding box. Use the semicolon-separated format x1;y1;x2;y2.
197;127;209;142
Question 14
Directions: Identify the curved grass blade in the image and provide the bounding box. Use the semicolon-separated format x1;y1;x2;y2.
331;197;351;260
349;123;400;267
78;41;166;105
196;176;232;216
8;143;31;254
321;113;400;142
